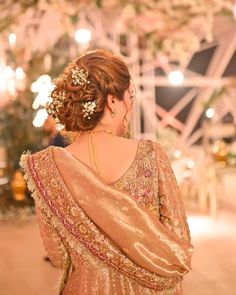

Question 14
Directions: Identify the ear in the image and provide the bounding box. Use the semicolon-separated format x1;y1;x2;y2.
107;94;117;111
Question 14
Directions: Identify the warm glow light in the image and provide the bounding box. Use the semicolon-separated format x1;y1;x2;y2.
31;74;54;109
31;81;38;93
4;66;14;79
0;70;7;91
32;90;52;109
187;215;214;236
168;70;184;85
7;79;16;96
33;109;48;127
15;67;25;80
233;3;236;19
0;80;6;91
8;33;16;46
31;75;52;93
74;28;92;44
206;108;215;119
0;65;26;96
173;150;182;159
37;74;51;84
188;213;236;238
186;160;195;169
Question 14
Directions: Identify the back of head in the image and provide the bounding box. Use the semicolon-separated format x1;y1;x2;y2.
48;49;131;132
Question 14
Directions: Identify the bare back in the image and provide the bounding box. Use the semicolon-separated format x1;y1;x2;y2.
65;135;139;184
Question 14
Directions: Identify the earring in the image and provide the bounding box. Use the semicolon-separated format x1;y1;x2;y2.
112;109;117;117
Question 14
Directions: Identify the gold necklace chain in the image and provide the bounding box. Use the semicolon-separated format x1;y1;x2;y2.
77;129;113;177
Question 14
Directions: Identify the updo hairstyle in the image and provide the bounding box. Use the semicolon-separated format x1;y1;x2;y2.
50;49;131;132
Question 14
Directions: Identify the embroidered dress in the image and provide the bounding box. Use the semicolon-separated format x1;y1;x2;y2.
20;139;193;295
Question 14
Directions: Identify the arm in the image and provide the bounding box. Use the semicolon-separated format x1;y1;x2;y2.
35;203;69;269
156;142;192;244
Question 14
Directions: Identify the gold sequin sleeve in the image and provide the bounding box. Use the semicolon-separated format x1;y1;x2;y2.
34;202;69;269
155;142;193;244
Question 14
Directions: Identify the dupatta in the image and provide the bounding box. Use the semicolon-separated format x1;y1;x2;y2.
20;143;193;294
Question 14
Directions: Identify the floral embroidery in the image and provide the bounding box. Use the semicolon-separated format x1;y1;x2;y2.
112;140;160;217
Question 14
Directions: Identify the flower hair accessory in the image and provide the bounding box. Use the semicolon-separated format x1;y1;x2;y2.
71;67;90;86
46;90;67;118
82;100;97;119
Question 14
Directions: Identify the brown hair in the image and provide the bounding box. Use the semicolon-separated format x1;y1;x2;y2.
51;49;131;131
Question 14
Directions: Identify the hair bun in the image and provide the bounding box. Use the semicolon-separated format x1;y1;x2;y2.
47;49;131;132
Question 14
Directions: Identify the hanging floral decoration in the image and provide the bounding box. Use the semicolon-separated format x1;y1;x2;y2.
0;0;234;63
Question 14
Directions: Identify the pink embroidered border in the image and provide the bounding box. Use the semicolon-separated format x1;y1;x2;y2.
27;156;109;262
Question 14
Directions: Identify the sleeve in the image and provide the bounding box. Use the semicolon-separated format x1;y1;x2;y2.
156;142;192;244
35;203;69;269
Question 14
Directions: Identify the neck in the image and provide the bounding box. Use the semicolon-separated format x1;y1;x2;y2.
87;124;119;136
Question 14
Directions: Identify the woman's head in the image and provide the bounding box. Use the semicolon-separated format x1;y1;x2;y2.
47;49;134;135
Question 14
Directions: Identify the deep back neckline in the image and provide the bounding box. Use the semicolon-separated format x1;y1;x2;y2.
54;139;144;186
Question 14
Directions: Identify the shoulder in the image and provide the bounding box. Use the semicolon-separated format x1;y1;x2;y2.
115;137;152;149
112;137;140;153
115;137;169;158
19;146;54;169
19;146;58;192
142;139;169;162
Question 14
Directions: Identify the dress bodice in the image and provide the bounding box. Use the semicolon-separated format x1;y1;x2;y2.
20;139;192;295
111;139;160;218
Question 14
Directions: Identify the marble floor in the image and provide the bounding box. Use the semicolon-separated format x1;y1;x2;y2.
1;203;236;295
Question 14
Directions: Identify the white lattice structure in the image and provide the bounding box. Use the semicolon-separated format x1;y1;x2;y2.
89;14;236;148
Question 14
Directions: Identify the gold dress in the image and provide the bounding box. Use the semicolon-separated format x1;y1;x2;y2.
20;139;193;295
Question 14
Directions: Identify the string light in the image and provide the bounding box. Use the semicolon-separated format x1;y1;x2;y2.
8;33;16;47
31;74;54;109
173;150;182;159
33;109;48;127
168;70;184;85
7;80;16;96
0;65;26;97
74;28;92;44
15;67;25;80
4;66;14;79
186;160;195;169
205;108;215;119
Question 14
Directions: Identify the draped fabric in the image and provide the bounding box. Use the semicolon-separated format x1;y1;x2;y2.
20;139;193;295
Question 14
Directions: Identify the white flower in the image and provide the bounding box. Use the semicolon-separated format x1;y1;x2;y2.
82;101;97;119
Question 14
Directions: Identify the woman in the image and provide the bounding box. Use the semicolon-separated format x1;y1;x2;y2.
20;49;194;295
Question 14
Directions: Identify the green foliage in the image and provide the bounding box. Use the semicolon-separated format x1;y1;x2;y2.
0;96;43;170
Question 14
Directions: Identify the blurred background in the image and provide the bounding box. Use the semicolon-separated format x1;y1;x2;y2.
0;1;236;294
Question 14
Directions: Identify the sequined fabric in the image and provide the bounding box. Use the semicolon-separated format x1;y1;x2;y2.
20;139;193;295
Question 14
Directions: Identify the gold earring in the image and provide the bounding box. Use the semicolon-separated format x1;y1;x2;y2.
112;110;117;117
